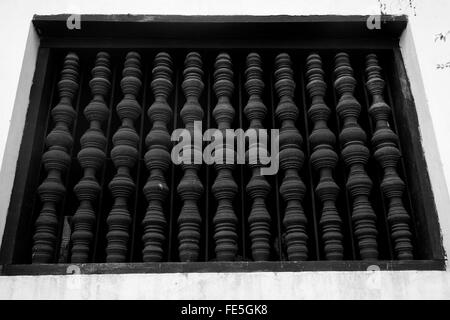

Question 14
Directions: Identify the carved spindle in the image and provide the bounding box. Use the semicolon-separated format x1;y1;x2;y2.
306;53;343;260
32;52;79;263
142;53;173;262
365;54;413;260
212;53;238;261
244;53;271;261
177;52;204;262
71;52;111;263
334;52;378;260
274;53;308;261
106;52;142;262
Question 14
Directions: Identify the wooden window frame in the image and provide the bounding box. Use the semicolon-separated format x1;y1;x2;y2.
0;14;445;275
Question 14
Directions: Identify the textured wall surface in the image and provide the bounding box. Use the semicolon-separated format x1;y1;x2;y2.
1;271;450;299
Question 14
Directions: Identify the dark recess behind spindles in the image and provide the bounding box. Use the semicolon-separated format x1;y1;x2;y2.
21;49;424;264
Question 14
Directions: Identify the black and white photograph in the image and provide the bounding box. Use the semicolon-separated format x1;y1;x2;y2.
0;0;449;304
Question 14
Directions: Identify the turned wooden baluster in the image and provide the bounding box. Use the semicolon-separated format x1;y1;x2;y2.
106;52;142;262
71;52;111;263
177;52;204;262
244;53;271;261
334;52;378;260
306;53;343;260
32;52;80;263
212;53;238;261
274;53;308;261
365;54;413;260
142;52;173;262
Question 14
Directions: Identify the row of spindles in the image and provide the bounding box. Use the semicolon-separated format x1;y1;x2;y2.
31;51;414;263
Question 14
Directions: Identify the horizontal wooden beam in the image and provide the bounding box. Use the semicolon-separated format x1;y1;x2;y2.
39;37;397;49
33;14;408;43
2;260;445;275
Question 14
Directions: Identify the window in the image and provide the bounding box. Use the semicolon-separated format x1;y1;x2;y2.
0;15;445;275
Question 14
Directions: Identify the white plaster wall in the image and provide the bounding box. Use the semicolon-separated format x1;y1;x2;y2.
0;271;450;300
0;0;450;299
